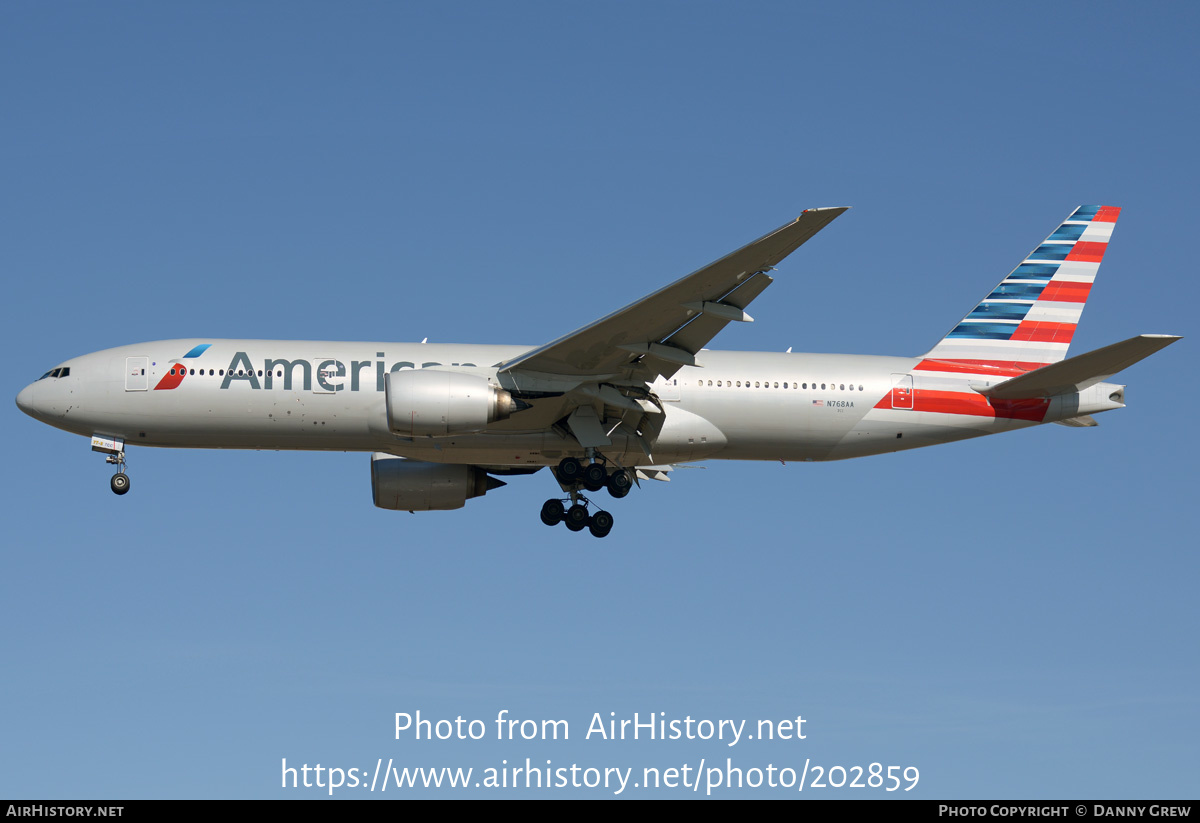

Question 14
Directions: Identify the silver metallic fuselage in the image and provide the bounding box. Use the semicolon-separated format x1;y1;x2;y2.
17;338;1081;468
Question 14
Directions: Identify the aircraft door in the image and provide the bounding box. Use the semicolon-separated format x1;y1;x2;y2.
125;357;149;391
653;375;681;402
891;373;913;409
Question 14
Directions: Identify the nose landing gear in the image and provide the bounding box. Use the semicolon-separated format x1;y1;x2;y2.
110;469;130;495
91;435;130;496
106;451;130;495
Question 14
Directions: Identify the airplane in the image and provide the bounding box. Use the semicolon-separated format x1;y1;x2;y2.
15;205;1181;538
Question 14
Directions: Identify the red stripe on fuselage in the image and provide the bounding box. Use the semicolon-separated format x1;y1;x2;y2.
873;389;1048;421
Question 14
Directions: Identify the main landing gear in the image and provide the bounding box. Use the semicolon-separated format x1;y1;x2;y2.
539;496;614;538
539;455;632;538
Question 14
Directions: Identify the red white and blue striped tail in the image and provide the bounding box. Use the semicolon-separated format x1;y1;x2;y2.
922;205;1119;373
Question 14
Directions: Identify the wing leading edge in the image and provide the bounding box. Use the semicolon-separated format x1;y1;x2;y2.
498;208;848;381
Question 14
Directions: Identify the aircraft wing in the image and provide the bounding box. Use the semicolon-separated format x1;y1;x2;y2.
497;208;848;381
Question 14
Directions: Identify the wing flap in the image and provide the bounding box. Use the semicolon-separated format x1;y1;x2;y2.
666;272;774;358
566;405;612;448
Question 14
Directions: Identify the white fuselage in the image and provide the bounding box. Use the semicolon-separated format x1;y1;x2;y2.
18;338;1111;469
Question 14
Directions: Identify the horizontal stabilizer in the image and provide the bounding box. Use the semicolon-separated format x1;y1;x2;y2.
977;334;1181;399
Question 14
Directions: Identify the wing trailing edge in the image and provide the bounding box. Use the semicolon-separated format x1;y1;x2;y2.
498;208;848;381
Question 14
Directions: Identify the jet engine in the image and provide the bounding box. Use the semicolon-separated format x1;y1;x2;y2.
371;454;506;511
385;370;518;437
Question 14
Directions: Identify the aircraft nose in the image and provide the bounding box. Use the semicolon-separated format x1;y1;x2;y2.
15;382;37;416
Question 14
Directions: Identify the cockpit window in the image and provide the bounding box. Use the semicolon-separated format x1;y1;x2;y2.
37;367;70;380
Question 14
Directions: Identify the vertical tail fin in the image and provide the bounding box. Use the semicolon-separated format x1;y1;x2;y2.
922;206;1120;370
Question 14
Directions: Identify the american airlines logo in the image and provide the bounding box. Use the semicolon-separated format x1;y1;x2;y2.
152;343;211;391
219;351;477;392
153;347;478;393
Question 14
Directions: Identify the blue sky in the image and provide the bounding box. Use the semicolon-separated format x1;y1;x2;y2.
2;1;1195;798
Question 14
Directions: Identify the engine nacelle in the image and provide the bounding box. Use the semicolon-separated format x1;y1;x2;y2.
371;454;506;511
385;370;517;437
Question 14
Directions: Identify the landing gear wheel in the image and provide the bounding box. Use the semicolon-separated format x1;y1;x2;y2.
588;510;614;538
110;473;130;495
582;462;608;492
539;499;565;526
557;457;583;484
564;504;589;532
607;469;632;499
